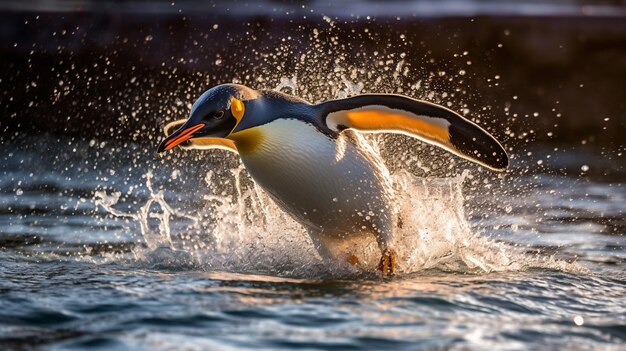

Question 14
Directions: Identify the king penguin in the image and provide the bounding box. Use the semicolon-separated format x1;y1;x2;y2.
157;83;508;275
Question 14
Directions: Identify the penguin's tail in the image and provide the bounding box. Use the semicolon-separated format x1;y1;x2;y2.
319;94;508;171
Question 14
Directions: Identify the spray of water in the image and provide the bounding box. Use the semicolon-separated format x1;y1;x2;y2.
93;106;578;277
94;172;201;266
87;20;581;276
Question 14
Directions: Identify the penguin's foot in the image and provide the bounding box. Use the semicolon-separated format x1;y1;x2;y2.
377;249;397;276
348;254;360;266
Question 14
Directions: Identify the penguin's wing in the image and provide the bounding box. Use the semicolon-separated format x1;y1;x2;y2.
163;119;238;153
321;94;508;171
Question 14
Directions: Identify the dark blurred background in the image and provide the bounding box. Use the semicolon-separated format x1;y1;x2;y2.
1;0;625;152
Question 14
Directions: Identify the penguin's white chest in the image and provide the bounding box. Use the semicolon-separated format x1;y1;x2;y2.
235;119;393;236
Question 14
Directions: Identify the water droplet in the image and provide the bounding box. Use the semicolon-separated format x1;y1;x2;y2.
574;315;584;326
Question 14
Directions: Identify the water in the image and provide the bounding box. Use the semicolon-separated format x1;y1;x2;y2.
2;1;625;347
1;127;625;350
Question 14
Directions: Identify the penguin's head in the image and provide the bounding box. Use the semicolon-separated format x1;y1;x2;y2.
157;84;258;153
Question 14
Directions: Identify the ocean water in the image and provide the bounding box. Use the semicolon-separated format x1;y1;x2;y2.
0;131;624;350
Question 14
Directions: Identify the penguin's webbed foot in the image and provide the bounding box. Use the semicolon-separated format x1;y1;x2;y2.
377;248;397;276
347;254;360;266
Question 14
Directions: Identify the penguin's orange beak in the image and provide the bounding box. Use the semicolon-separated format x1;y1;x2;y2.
157;123;205;153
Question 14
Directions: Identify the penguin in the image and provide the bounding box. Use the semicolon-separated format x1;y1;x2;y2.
157;83;508;276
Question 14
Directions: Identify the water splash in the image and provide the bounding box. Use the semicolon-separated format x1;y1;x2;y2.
87;36;581;276
94;172;200;265
274;75;298;94
89;62;582;276
337;77;364;98
93;143;578;278
392;170;521;273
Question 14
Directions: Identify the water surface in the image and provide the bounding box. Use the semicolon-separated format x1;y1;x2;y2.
0;135;624;350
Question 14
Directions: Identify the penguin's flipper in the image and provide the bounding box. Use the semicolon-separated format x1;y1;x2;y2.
163;119;238;153
322;95;508;171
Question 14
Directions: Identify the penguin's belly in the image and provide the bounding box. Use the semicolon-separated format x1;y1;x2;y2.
236;119;393;236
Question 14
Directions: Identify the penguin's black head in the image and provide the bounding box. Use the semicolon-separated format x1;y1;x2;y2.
157;84;257;153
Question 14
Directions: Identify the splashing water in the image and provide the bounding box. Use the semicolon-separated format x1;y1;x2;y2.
94;172;200;265
94;122;577;278
91;75;581;277
337;76;365;98
83;29;582;276
274;75;299;94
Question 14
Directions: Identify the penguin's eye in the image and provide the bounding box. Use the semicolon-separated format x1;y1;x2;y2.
213;110;225;119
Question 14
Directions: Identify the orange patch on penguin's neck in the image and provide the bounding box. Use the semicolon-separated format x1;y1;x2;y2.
230;97;245;120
